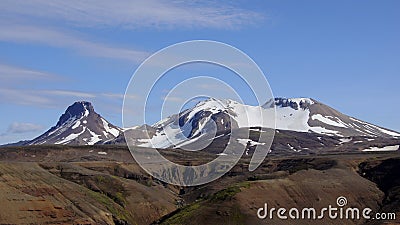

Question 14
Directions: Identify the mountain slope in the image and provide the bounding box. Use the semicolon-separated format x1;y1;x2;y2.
26;101;121;145
133;98;399;149
274;97;400;137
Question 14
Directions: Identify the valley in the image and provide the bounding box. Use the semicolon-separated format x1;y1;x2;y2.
0;145;399;225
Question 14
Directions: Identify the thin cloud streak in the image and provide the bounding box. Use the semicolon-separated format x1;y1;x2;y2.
0;89;54;106
42;90;96;98
1;0;264;29
0;89;93;107
101;93;141;100
0;88;134;108
162;96;185;103
0;24;149;63
0;64;64;87
6;122;44;134
0;64;131;107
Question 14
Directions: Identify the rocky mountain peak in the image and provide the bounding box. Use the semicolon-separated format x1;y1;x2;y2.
56;101;94;127
274;97;314;110
25;101;121;145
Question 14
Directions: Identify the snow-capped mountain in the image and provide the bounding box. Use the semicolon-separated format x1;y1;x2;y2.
273;97;400;137
103;124;156;146
138;98;272;149
9;98;399;152
26;101;121;145
133;97;400;149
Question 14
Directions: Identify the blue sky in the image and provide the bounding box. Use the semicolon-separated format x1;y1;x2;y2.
0;0;399;144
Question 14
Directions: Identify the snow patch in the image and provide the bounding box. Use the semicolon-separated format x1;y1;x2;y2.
123;126;139;131
140;124;185;148
83;105;90;117
363;145;399;152
310;126;342;136
237;138;265;146
350;117;400;137
48;116;77;136
87;129;102;145
101;118;120;137
339;137;352;144
72;120;81;129
55;127;86;144
275;106;310;132
311;114;347;128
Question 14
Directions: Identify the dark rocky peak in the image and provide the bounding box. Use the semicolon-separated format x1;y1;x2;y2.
56;101;95;127
274;98;314;110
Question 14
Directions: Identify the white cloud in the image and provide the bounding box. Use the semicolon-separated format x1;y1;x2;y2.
162;96;185;102
0;65;98;106
1;0;263;29
0;24;149;63
196;83;229;90
6;122;43;134
0;122;44;144
0;64;60;83
0;1;264;63
101;93;125;99
101;93;141;100
0;87;138;110
42;90;96;98
0;89;54;106
0;89;98;107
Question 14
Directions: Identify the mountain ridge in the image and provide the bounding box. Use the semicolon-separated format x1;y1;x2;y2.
4;98;400;151
133;97;400;150
24;101;121;145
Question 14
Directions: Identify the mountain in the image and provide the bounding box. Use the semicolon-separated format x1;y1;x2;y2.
103;124;156;145
8;98;399;151
131;97;400;150
273;97;400;137
25;101;121;145
1;140;31;147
